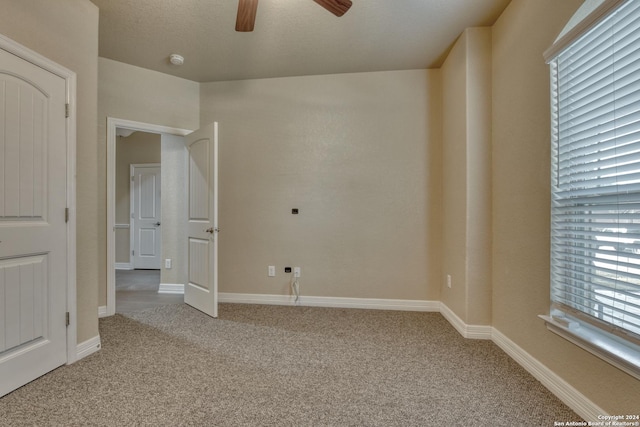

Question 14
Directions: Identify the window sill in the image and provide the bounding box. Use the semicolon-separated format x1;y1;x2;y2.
539;315;640;381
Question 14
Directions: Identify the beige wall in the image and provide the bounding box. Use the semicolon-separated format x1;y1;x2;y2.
160;134;188;286
441;32;468;318
441;28;492;325
200;70;442;300
115;132;161;263
98;58;199;305
465;28;492;326
0;0;99;342
557;0;605;40
491;0;640;413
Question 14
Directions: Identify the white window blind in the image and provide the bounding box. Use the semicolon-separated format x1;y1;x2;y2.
550;0;640;356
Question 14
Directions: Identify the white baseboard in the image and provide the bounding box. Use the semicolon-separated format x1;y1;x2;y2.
491;328;607;422
75;335;101;361
439;303;492;339
437;302;604;420
158;283;185;294
114;263;133;270
218;292;440;312
98;305;108;318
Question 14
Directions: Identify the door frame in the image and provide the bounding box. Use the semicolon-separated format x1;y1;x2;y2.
0;34;77;362
130;163;162;269
106;118;191;316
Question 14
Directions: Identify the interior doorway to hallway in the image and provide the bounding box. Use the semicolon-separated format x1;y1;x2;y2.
105;118;192;317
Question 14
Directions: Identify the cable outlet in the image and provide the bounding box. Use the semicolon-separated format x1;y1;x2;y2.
268;266;276;277
294;267;301;278
165;259;172;269
446;274;452;289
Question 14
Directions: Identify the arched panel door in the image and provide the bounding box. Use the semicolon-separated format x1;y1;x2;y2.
184;123;218;318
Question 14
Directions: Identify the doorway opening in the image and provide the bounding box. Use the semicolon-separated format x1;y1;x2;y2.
114;132;168;313
115;269;182;314
106;118;192;317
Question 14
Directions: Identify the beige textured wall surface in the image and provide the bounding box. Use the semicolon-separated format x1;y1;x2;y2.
441;32;468;319
491;0;640;413
160;133;188;286
115;132;161;263
114;228;129;264
0;0;99;342
557;0;605;41
200;70;441;300
98;58;199;306
464;27;492;326
440;28;492;325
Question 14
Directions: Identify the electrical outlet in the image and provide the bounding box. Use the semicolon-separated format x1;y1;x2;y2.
446;274;452;288
294;267;301;278
268;266;276;277
165;259;172;269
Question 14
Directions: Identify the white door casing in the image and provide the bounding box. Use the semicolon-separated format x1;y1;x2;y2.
0;42;71;397
131;164;161;269
184;123;218;318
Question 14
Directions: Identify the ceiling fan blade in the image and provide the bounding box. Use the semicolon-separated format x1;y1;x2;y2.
236;0;258;32
312;0;352;17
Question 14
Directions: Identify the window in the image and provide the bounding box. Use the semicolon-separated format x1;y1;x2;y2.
547;0;640;378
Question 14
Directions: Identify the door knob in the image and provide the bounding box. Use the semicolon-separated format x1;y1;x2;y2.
154;222;161;226
205;227;214;234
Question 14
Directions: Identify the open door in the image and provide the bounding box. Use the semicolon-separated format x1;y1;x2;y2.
184;123;219;318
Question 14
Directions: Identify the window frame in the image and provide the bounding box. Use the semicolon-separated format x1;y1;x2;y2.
542;0;640;380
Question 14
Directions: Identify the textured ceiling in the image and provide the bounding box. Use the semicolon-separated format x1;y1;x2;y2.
90;0;511;83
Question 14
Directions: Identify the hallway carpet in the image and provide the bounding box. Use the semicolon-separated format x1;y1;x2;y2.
0;304;581;426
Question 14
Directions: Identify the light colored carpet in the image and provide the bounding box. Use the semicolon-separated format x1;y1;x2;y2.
0;303;582;426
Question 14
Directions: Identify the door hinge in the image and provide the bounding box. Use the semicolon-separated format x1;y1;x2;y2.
132;250;135;256
65;103;70;118
65;207;69;223
65;312;70;327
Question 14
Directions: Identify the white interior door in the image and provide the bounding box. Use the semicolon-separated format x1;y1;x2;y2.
184;123;218;317
131;164;161;269
0;46;68;397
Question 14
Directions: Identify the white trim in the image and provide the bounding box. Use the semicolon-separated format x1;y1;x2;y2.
544;0;626;62
107;118;192;317
98;306;108;318
491;328;608;422
541;315;640;381
0;33;78;366
114;263;133;270
212;122;219;318
0;33;75;78
435;300;607;420
64;52;78;366
76;336;101;361
158;283;185;294
218;293;440;312
439;303;493;339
